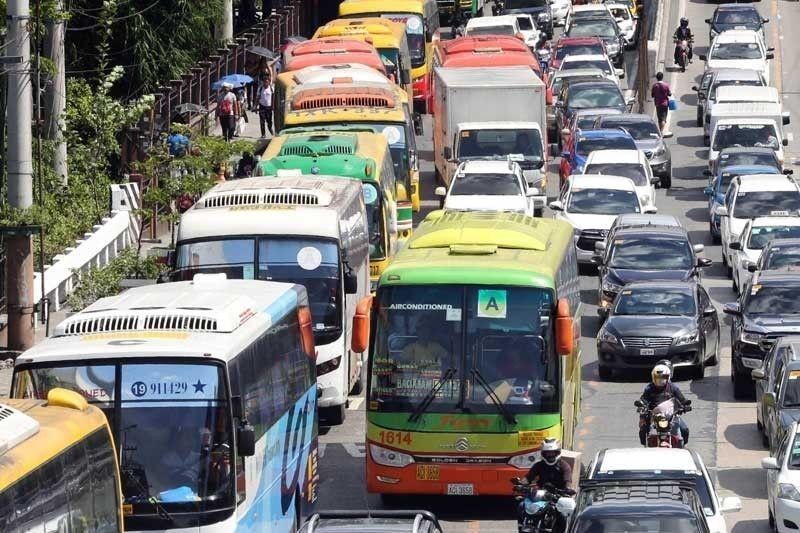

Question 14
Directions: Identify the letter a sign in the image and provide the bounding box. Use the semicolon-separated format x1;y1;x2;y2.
477;289;507;318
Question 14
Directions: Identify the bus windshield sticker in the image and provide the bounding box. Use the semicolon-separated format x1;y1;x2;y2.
446;307;462;321
297;246;323;270
477;289;507;319
363;184;379;204
242;264;255;280
121;364;221;401
382;125;403;145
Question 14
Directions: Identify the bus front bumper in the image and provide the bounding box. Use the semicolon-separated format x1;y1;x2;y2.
367;460;525;496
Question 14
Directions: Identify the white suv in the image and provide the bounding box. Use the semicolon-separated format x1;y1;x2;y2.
586;448;742;533
583;149;658;207
434;160;539;215
717;174;800;278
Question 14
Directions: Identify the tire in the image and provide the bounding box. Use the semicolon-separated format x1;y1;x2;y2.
712;231;721;245
661;174;671;189
733;370;751;399
707;334;720;366
769;506;776;531
324;404;346;426
598;365;613;380
703;134;710;146
732;274;738;293
696;107;703;127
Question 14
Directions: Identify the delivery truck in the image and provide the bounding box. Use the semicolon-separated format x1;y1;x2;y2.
433;66;547;212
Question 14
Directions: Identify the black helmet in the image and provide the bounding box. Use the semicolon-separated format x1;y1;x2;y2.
680;17;689;27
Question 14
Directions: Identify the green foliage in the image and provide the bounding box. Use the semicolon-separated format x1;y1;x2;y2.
66;248;166;311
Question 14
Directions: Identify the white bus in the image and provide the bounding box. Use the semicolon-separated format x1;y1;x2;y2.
11;275;319;532
172;175;370;425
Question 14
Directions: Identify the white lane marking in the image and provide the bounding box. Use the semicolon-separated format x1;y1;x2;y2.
348;397;365;410
343;443;366;458
319;442;327;458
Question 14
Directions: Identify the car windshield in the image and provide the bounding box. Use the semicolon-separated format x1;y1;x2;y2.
568;188;640;215
569;20;617;38
577;136;636;156
555;43;605;61
782;370;800;407
788;432;800;468
709;79;762;100
505;0;548;7
748;226;800;249
764;246;800;269
716;10;761;24
467;25;517;37
12;362;234;518
609;238;694;270
614;288;696;316
174;238;342;344
562;59;612;75
601;119;660;140
732;192;800;219
569;86;624;109
380;14;425;68
591;471;714;514
584;162;648;186
745;285;800;315
710;41;763;60
712;124;779;151
450;173;522;196
516;16;534;30
458;128;544;163
574;516;701;533
577;115;606;129
369;285;559;413
719;152;778;169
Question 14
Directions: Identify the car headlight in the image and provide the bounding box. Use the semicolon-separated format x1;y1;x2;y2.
676;329;700;346
599;330;619;345
779;483;800;501
601;280;622;293
369;443;414;468
653;145;666;157
509;452;539;469
741;332;765;345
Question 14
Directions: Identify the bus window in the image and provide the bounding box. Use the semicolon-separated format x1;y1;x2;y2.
363;183;386;260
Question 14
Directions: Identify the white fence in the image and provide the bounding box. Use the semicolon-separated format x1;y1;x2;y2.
33;183;140;319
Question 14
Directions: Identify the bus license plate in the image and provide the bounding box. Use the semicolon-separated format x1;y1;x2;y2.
416;465;440;481
447;483;474;495
640;348;655;355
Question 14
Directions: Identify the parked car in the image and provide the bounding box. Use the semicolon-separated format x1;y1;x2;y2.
434;160;538;215
703;164;782;243
724;270;800;398
762;422;800;532
731;217;800;294
550;174;656;264
584;448;741;533
299;511;443;533
749;238;800;273
754;337;800;452
706;3;768;45
558;128;637;185
583;149;659;207
594;113;674;187
594;225;710;310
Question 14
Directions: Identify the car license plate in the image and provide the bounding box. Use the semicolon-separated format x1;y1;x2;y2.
416;465;440;481
640;348;655;355
447;483;474;495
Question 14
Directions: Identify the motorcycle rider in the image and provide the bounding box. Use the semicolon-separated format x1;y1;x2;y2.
518;438;574;532
673;17;694;65
451;6;467;38
638;363;690;446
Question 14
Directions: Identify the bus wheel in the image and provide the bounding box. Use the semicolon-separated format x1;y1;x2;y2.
324;404;346;425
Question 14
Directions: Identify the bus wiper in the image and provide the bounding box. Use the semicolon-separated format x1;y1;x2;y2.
408;367;457;423
470;368;517;425
123;469;174;523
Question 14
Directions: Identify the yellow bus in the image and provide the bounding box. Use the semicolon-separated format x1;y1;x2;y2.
259;131;409;291
312;17;414;105
338;0;439;114
278;78;422;213
0;388;123;532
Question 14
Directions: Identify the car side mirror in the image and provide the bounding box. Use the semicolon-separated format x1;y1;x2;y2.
697;257;712;268
692;85;699;91
747;263;759;273
766;52;775;60
703;306;716;317
722;302;741;315
443;146;452;160
782;138;789;146
644;206;658;214
704;18;711;24
693;244;705;253
650;176;660;184
729;241;741;250
549;143;560;157
548;200;564;211
351;295;373;353
763;391;777;407
752;368;766;380
761;456;780;470
785;169;794;176
783;112;791;126
698;54;707;61
615;68;625;79
344;266;358;294
763;18;770;23
597;306;609;318
662;131;673;138
237;424;256;457
703;169;712;177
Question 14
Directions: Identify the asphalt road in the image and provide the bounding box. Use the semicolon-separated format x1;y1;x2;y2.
315;1;794;531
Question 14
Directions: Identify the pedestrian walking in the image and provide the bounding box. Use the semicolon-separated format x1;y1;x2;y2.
217;82;238;142
651;72;672;136
257;75;274;138
236;88;249;124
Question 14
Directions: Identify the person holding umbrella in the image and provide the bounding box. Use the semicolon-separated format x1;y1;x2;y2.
217;82;238;142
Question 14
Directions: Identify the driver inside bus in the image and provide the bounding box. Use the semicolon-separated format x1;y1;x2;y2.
161;427;205;498
401;320;448;368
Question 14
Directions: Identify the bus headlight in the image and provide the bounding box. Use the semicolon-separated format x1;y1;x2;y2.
316;356;341;377
509;452;539;469
369;443;414;467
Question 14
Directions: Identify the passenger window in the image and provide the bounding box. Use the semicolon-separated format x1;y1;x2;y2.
41;453;69;532
697;287;711;312
63;441;95;532
775;364;787;401
8;472;42;532
88;429;122;532
772;353;786;388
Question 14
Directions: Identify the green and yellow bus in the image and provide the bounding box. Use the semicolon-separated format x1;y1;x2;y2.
359;210;581;496
258;131;410;291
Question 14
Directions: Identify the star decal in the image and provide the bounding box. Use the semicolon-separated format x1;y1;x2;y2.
193;380;206;393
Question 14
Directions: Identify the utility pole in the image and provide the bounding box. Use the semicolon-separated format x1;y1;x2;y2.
44;0;67;185
216;0;234;42
6;0;35;351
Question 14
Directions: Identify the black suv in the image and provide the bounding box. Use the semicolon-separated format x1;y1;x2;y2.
706;4;768;45
569;480;710;532
593;225;711;309
724;271;800;399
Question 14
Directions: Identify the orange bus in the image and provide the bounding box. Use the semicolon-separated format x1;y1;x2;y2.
285;37;388;75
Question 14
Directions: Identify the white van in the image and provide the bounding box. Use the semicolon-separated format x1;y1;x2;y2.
708;102;791;172
706;85;783;140
173;175;371;424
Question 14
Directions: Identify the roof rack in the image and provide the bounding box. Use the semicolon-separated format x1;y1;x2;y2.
304;510;442;533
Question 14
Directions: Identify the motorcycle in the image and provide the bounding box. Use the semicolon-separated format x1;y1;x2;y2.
493;0;505;16
635;398;692;448
511;478;576;533
674;39;692;72
535;47;551;74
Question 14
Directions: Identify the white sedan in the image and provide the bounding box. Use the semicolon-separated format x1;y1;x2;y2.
605;2;637;46
583;148;659;208
763;422;800;532
730;217;800;294
435;160;538;215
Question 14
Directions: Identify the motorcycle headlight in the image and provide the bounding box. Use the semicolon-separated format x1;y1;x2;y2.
509;452;539;469
741;332;765;345
779;483;800;502
676;329;700;346
601;280;622;294
599;330;619;345
657;418;670;430
369;443;414;467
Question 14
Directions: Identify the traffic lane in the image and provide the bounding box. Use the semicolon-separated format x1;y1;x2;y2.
777;0;800;165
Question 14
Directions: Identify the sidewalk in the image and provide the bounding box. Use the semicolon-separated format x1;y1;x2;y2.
210;106;274;155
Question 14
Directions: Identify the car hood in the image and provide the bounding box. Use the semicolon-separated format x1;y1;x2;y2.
606;268;694;285
706;58;766;73
445;195;527;212
711;22;761;33
606;315;696;337
744;315;800;334
635;138;661;151
563;212;619;230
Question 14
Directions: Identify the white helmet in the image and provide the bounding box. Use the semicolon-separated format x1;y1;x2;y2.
652;363;671;387
556;496;576;517
541;438;561;466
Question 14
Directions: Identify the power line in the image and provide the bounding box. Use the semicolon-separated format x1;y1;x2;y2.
66;0;162;32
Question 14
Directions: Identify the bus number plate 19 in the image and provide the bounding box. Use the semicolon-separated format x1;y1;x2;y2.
447;483;474;495
416;465;440;480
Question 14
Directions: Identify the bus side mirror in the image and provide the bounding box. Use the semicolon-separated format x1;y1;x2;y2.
344;267;358;294
298;306;316;359
231;395;244;419
555;298;574;356
401;69;411;86
237;424;256;457
352;295;373;353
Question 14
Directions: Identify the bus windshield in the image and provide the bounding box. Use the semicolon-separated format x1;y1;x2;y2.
369;285;559;414
174;237;342;344
13;362;235;521
381;14;426;68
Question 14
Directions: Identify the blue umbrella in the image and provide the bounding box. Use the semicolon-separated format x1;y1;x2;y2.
211;73;254;90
